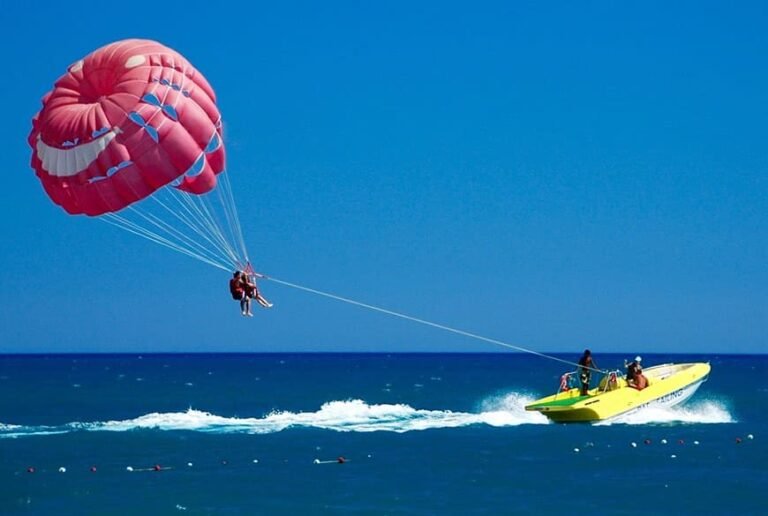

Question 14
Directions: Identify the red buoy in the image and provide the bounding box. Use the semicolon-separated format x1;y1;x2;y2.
27;466;35;474
153;464;162;471
337;456;347;464
90;466;97;473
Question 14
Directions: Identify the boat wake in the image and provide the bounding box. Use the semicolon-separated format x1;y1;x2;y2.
1;393;549;438
1;393;733;439
595;399;735;426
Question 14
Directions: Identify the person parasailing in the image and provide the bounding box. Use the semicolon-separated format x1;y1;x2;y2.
229;269;272;316
229;271;251;316
243;272;273;309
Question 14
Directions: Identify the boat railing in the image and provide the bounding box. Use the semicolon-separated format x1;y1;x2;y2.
554;368;630;398
596;369;623;393
554;370;579;398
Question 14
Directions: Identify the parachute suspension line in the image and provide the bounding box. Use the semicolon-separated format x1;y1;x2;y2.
123;201;231;268
110;207;229;270
95;172;250;275
154;187;240;267
164;185;240;266
149;190;224;254
133;194;232;266
196;189;242;266
100;213;229;271
216;171;249;264
263;275;580;369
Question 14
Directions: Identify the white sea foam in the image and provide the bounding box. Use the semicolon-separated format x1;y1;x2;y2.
595;399;735;426
478;392;551;426
0;393;732;438
0;392;545;437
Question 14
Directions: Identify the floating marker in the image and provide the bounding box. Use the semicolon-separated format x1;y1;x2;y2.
573;448;580;453
670;454;677;459
187;462;193;467
314;457;348;464
747;434;754;440
252;459;259;464
693;440;700;445
661;439;668;445
58;467;66;473
631;442;637;448
127;465;171;472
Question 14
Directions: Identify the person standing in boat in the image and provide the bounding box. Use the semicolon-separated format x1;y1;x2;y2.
577;349;598;396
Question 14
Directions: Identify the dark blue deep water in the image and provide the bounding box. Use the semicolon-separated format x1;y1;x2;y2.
1;353;765;514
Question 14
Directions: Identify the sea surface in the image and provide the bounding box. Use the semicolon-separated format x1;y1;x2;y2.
0;353;764;515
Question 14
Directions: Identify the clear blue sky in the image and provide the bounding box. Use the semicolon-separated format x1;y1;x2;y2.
1;1;765;353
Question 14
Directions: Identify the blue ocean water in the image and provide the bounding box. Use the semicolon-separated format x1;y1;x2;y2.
0;353;765;514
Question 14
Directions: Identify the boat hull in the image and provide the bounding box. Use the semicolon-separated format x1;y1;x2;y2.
525;362;710;423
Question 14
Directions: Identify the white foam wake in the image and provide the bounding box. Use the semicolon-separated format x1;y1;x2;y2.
1;394;732;438
595;399;735;426
0;393;547;438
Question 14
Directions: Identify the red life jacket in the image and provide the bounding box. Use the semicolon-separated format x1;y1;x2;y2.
229;278;244;299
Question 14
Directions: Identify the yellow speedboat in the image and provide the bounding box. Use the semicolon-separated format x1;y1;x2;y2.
525;362;711;423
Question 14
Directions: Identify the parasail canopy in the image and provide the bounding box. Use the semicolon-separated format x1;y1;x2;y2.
29;39;249;272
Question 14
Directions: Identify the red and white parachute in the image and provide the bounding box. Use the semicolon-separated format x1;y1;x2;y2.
29;39;248;271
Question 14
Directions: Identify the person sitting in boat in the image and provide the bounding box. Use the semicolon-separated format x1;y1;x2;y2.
626;356;649;390
634;370;648;390
626;356;643;384
577;349;598;396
